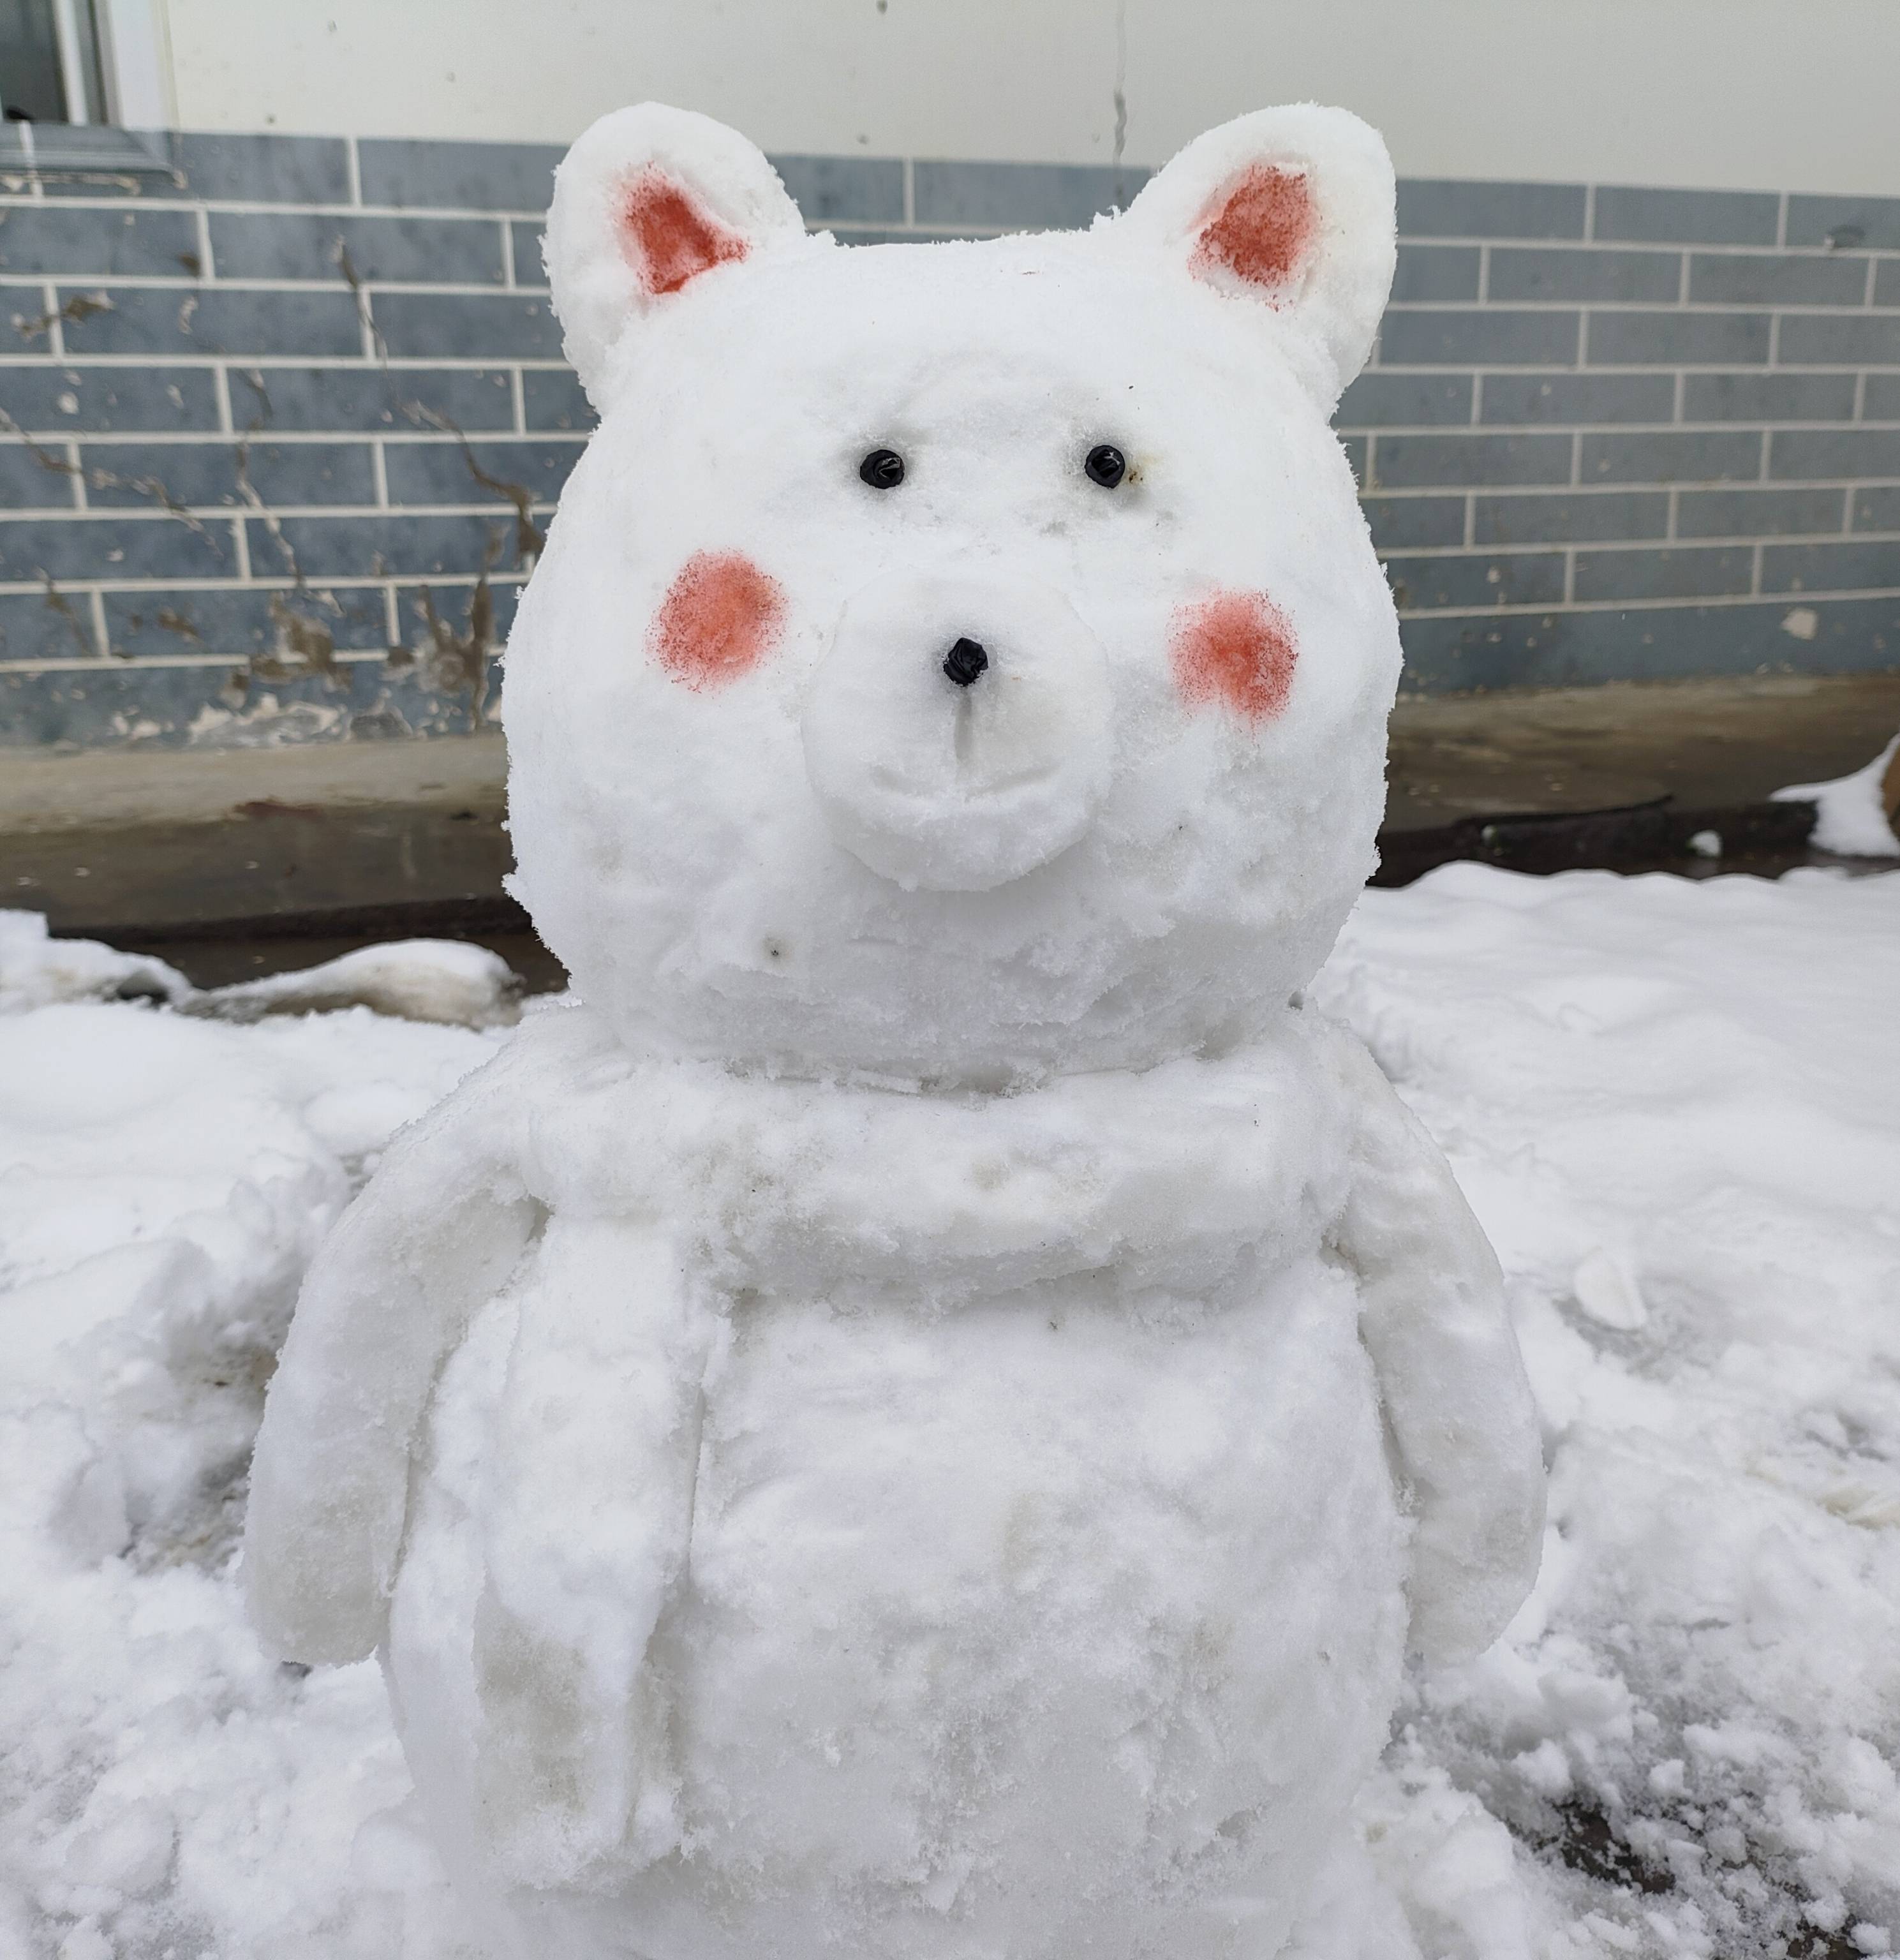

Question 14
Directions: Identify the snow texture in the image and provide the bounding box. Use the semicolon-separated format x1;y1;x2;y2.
1774;735;1900;859
234;99;1553;1958
4;867;1897;1958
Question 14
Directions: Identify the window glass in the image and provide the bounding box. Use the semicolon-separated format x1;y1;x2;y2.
2;0;105;123
1;0;67;121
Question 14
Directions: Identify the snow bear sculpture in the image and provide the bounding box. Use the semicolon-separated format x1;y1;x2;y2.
245;101;1545;1960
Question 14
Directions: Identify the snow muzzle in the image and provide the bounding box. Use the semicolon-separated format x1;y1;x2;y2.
801;570;1115;893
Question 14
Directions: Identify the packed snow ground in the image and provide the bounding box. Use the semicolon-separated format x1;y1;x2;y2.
1;865;1896;1960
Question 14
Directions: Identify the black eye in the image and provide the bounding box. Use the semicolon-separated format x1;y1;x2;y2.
859;447;905;489
1084;443;1127;488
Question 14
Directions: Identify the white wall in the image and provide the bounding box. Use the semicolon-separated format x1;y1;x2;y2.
158;0;1900;195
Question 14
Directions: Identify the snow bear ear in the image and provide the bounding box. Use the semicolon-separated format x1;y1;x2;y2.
1111;105;1396;407
546;102;812;409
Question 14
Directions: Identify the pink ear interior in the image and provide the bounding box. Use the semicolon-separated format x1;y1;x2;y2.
1191;164;1316;300
618;167;749;297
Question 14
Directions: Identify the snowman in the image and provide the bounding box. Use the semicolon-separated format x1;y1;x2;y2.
245;101;1544;1959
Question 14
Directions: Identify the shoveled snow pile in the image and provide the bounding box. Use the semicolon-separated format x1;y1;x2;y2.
0;958;500;1960
1774;734;1900;859
1319;865;1900;1959
0;912;523;1028
1;866;1896;1959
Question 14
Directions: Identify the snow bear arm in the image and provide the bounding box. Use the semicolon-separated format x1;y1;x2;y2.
1316;1023;1545;1663
469;1215;715;1887
243;1063;538;1665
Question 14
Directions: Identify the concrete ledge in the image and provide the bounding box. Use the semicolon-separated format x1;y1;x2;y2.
1384;670;1900;826
3;676;1894;982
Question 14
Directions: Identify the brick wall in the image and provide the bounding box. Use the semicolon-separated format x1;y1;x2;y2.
3;125;1897;748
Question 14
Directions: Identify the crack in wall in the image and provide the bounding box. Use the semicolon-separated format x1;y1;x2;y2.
11;291;112;342
232;426;307;589
412;404;546;564
410;567;498;726
38;571;94;658
1111;0;1129;180
11;212;534;732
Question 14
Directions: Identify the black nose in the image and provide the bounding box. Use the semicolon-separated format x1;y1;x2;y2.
942;637;989;688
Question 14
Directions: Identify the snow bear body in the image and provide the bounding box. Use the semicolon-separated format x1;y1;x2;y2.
245;100;1546;1959
384;1014;1407;1960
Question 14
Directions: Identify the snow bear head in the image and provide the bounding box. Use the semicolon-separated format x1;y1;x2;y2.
505;102;1402;1087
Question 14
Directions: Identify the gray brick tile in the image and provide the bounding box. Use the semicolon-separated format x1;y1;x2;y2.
256;512;526;579
1334;373;1473;429
1688;252;1868;306
1384;551;1565;610
54;286;362;359
1777;315;1900;365
521;368;593;431
0;124;25;163
1586;311;1770;366
0;512;234;581
1786;194;1900;252
0;364;221;433
1580;429;1762;484
102;583;391;660
510;221;547;286
0;588;98;661
1862;375;1900;419
1592;186;1779;246
357;139;563;213
1473;491;1669;544
1377;309;1579;367
1487;246;1681;303
171;132;352;205
1478;372;1675;424
0;205;200;278
1762;540;1900;592
383;437;583;505
1360;496;1466;551
1677;487;1848;538
1395;179;1585;240
1391;245;1480;303
769;155;907;226
1398;595;1900;691
1371;431;1571;489
78;440;376;510
1573;546;1753;602
1681;372;1857;422
1877;260;1900;308
912;160;1148;230
1770;427;1900;479
209;212;505;285
1853;487;1900;531
372;291;561;360
0;438;77;509
228;364;517;433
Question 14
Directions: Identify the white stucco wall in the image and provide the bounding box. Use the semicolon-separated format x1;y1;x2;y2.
154;0;1899;194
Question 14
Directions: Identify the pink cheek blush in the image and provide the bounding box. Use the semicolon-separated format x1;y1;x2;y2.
649;552;787;690
1169;588;1300;724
